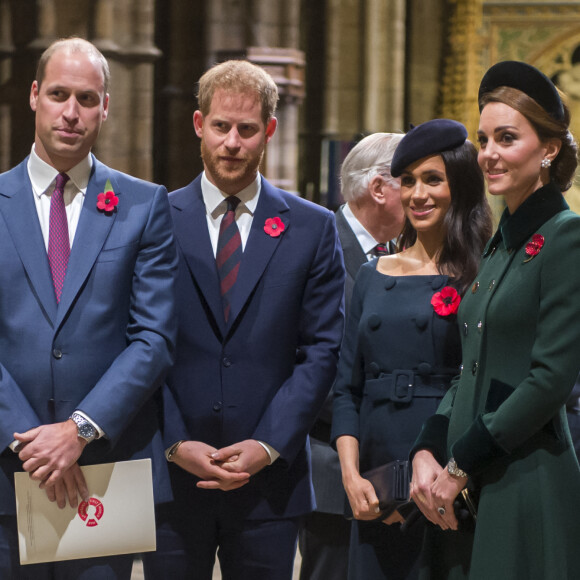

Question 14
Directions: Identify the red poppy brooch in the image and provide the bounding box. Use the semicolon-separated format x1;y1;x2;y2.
431;286;461;316
264;216;285;237
97;179;119;213
523;234;544;263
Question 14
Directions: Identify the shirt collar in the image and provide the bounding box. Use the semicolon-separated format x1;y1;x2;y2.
484;181;568;256
201;172;261;217
27;145;93;198
342;203;382;254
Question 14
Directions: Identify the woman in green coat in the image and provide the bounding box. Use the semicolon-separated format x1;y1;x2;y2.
410;61;580;579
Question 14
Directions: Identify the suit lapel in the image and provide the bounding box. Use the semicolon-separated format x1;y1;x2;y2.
0;159;58;322
227;178;289;328
335;207;367;279
171;177;227;336
56;159;117;328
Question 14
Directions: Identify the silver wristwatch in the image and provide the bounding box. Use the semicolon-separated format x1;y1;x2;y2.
70;412;97;443
447;457;469;479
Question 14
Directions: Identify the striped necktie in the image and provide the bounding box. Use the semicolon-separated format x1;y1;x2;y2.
216;196;242;322
48;172;70;303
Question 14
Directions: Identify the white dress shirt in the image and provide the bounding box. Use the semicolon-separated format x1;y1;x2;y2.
342;203;382;260
27;145;91;250
200;171;261;255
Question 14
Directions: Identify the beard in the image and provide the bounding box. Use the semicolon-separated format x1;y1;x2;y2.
200;139;264;193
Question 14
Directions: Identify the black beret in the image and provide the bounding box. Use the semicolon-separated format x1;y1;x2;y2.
478;60;564;122
391;119;468;178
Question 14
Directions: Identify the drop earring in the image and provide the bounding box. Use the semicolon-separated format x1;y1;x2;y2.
541;158;551;169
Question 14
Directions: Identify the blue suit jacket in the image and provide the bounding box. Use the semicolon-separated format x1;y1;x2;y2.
0;156;177;514
163;174;345;520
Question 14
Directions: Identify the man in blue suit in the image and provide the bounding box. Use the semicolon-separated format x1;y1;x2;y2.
143;60;345;580
0;38;177;578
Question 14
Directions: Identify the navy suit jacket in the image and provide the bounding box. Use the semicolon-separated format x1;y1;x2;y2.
163;174;345;520
0;156;177;514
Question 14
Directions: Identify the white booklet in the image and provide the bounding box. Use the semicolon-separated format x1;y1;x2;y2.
15;458;156;565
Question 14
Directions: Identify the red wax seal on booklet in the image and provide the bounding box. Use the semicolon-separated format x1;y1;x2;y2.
78;497;104;527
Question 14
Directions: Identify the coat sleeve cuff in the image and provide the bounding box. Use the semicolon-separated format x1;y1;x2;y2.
451;414;507;475
409;414;450;466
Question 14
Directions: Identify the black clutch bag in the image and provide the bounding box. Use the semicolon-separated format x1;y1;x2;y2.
357;460;411;519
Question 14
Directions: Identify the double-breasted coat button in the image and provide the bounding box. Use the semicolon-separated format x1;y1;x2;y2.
488;280;496;291
471;281;480;294
384;278;396;290
431;276;446;290
222;357;231;367
472;361;479;375
459;364;464;375
415;314;428;330
477;321;483;333
417;362;431;375
463;322;468;336
368;362;380;377
213;402;222;412
52;349;62;359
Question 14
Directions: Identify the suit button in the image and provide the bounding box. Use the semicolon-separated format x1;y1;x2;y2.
472;361;479;375
471;281;479;294
488;280;496;291
213;402;222;412
477;321;483;333
53;349;63;359
222;357;231;367
463;323;468;336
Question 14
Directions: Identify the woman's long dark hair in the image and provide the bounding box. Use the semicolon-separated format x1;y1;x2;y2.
397;141;493;295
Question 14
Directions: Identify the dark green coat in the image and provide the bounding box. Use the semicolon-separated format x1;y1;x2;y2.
416;182;580;580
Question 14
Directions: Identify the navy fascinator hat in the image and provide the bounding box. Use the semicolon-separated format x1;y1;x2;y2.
478;60;564;122
390;119;468;178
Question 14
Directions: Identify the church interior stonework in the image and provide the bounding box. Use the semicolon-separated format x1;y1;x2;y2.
2;0;580;215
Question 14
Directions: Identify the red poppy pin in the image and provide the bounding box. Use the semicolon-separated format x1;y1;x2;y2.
97;179;119;213
523;234;544;263
264;216;285;237
431;286;461;317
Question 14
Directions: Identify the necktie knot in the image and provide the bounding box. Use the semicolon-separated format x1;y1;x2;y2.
373;243;389;256
55;172;70;193
225;195;241;213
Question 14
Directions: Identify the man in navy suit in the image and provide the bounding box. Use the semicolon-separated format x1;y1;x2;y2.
299;133;405;580
0;38;177;578
143;60;345;580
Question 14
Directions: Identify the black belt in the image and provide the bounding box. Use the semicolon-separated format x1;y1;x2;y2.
364;370;455;404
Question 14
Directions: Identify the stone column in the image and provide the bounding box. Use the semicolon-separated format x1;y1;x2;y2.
324;0;362;139
93;0;160;180
363;0;406;133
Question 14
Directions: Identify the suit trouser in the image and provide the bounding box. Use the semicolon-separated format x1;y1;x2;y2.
0;515;133;580
143;495;302;580
298;511;350;580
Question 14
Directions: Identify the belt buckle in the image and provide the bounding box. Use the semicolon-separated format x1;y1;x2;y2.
391;370;414;403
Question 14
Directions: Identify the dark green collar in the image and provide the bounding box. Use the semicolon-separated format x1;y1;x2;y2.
483;181;568;256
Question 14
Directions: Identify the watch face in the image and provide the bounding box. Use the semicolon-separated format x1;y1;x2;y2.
78;422;95;439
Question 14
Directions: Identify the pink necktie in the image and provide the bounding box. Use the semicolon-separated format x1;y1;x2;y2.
216;196;242;322
48;172;70;303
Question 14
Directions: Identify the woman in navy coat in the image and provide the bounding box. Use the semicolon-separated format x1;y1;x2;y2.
332;119;492;580
411;62;580;580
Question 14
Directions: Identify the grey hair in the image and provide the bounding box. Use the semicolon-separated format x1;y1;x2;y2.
340;133;404;202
